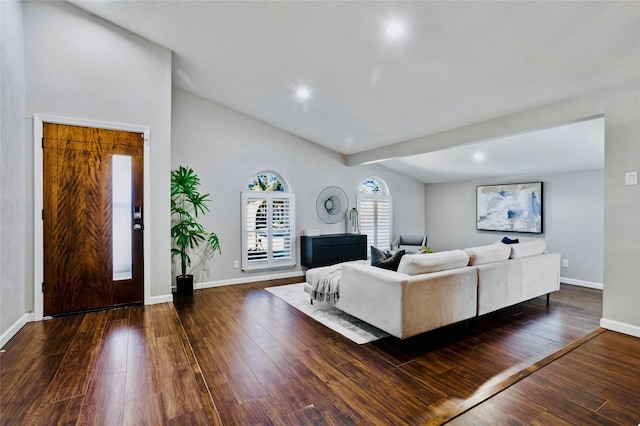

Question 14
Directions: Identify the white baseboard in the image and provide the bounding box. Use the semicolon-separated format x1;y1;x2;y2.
194;270;305;290
600;318;640;338
0;313;34;349
148;294;173;305
560;277;603;290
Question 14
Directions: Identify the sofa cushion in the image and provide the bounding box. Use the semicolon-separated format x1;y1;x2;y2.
371;246;405;271
508;239;546;258
397;250;470;276
464;244;511;266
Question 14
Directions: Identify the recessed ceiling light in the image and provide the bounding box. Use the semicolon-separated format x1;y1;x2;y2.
295;86;312;101
473;152;485;162
385;20;406;40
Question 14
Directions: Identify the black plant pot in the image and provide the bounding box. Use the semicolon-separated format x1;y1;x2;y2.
176;274;194;296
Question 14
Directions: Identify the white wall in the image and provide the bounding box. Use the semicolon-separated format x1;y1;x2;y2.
22;1;173;308
0;0;27;341
171;87;425;285
602;84;640;336
544;170;604;286
425;169;604;286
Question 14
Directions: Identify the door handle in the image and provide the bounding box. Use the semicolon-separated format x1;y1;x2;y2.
133;224;144;231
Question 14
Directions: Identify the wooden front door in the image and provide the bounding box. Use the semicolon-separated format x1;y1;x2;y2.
43;123;144;316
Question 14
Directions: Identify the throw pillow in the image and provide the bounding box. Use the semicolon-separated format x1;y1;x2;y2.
501;236;520;244
371;246;405;271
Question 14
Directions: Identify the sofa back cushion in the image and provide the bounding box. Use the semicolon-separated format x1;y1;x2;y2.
397;250;470;276
508;239;546;258
464;244;511;266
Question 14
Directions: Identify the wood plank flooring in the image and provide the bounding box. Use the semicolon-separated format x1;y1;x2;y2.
2;281;639;425
450;330;640;425
174;281;637;425
0;303;211;425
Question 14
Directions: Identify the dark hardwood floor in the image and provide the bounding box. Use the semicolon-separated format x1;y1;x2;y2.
0;303;212;425
450;330;640;425
2;280;639;425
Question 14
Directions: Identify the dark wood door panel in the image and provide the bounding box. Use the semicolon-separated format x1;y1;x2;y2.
43;123;144;316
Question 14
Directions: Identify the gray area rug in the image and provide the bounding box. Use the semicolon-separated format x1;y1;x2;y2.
265;283;390;344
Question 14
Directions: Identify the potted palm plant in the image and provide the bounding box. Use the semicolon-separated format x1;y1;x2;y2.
171;165;221;296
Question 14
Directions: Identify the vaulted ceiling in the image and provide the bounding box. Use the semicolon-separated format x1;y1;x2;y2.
70;1;637;182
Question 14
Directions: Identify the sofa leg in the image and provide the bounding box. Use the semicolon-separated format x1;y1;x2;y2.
546;293;550;306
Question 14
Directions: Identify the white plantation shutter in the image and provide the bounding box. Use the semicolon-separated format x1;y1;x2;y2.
244;194;268;265
242;192;295;270
376;196;392;249
271;195;293;262
357;194;392;252
358;196;376;251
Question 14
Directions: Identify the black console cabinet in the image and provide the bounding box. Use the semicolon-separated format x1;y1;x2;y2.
301;233;368;268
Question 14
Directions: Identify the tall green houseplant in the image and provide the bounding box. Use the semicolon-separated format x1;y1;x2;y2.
171;166;221;294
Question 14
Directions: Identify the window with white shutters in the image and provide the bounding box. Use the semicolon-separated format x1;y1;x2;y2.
357;194;392;251
242;171;295;271
357;177;392;252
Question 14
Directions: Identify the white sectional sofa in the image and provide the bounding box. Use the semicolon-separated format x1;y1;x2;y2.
471;241;560;316
311;239;560;339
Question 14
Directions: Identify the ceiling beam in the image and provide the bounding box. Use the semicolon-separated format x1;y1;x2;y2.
346;90;607;167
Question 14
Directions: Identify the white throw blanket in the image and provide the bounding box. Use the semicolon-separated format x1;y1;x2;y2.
309;264;343;304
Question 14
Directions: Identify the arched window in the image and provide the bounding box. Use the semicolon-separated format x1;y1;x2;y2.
247;171;287;192
358;177;389;195
357;177;392;250
242;171;295;270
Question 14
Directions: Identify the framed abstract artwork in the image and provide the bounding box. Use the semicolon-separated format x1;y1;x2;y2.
476;182;543;233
